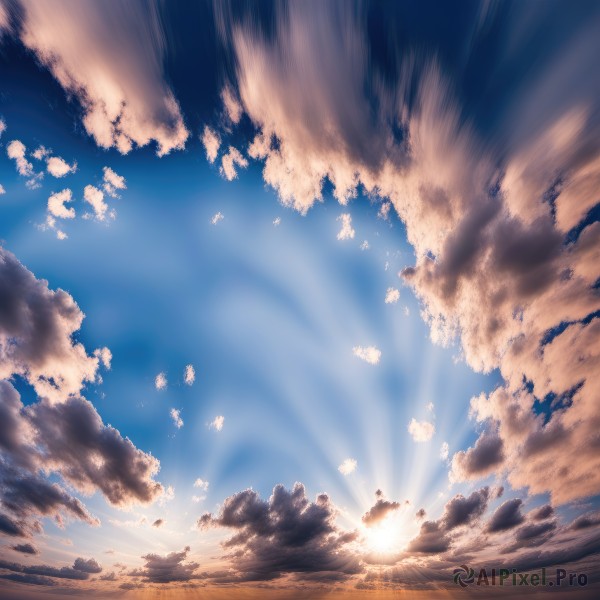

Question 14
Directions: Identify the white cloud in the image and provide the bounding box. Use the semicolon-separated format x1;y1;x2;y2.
408;418;435;442
102;166;126;197
360;240;369;250
385;287;400;304
155;372;167;390
32;145;50;160
94;347;112;369
184;364;195;386
25;172;44;190
221;85;243;124
210;415;224;431
159;485;175;506
170;408;183;429
440;442;449;461
338;458;357;475
192;495;206;503
7;139;33;176
15;0;188;155
47;189;75;219
83;184;108;220
336;213;355;240
56;230;68;241
378;201;391;220
273;217;281;226
0;184;5;195
47;156;77;177
211;212;224;225
201;125;221;164
426;402;434;413
220;146;248;181
193;478;209;491
0;117;6;137
352;345;381;365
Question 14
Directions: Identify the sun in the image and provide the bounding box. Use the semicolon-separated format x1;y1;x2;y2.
361;513;414;555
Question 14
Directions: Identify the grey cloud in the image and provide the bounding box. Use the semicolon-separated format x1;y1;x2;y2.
198;483;361;581
152;518;164;528
72;558;102;574
11;543;38;555
407;521;450;554
0;558;91;580
450;431;504;481
487;499;525;533
0;513;28;537
134;546;198;583
362;491;401;527
529;504;554;521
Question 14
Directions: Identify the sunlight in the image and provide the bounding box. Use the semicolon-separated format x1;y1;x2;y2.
361;512;414;556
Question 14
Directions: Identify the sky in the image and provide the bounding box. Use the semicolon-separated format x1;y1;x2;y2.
0;1;599;598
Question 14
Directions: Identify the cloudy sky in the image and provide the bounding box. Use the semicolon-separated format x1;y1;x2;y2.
0;1;599;598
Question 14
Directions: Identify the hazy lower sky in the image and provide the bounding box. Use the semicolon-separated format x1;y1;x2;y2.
0;1;599;598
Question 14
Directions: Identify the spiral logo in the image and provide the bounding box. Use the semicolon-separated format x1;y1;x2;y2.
453;564;475;587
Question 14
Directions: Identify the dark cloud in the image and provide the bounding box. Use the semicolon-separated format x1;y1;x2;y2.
362;491;401;527
441;487;490;530
198;483;361;581
10;543;38;555
0;573;56;586
515;532;600;571
529;504;554;521
407;521;450;554
0;512;28;537
152;518;164;528
570;513;600;530
487;499;525;532
416;508;426;520
450;430;504;481
0;558;92;580
134;546;199;583
72;558;102;574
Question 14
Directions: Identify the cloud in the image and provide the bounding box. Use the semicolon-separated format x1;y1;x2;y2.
0;185;5;195
0;556;101;581
198;483;361;581
220;146;248;181
6;140;33;176
0;513;28;538
360;240;369;251
93;347;112;369
47;189;75;219
407;418;435;442
449;429;504;482
407;520;449;554
221;85;243;124
211;211;224;225
440;442;449;460
338;458;357;476
0;247;104;401
194;478;209;491
102;166;126;197
32;145;50;160
362;491;400;527
201;126;221;164
486;499;525;533
11;543;38;555
152;518;164;528
170;408;183;429
336;213;355;240
155;372;167;390
130;546;198;583
352;346;381;365
0;117;6;136
184;364;195;385
210;415;224;431
72;558;102;574
6;0;188;155
529;505;554;521
83;184;109;221
384;288;400;304
46;156;76;178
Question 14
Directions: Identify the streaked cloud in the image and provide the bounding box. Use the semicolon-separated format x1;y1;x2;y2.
201;125;220;164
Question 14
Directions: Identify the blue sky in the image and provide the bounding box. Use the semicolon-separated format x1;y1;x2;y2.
0;1;599;598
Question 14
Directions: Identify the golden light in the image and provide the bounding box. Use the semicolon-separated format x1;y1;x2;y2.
361;511;415;556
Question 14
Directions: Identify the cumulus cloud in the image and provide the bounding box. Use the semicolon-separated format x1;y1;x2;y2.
198;483;361;581
46;156;76;178
184;364;195;385
385;288;400;304
0;247;106;401
5;0;188;155
407;418;435;442
0;556;102;583
93;347;112;370
209;415;224;431
7;140;33;176
47;189;75;219
170;408;183;429
83;184;109;221
102;166;126;197
154;372;167;390
338;458;357;475
449;429;504;482
220;146;248;181
486;499;525;533
201;125;221;164
32;145;50;160
352;345;381;365
132;546;198;583
362;491;400;527
336;213;355;240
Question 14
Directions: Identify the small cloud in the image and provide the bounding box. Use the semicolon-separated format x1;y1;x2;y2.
0;184;5;195
159;485;175;506
56;230;68;241
194;479;209;491
209;415;224;431
273;217;281;226
184;364;195;386
426;402;434;413
47;189;75;219
192;495;206;503
201;125;221;164
7;139;33;176
338;458;357;475
170;408;183;429
83;184;108;221
47;156;77;177
403;306;410;316
155;372;167;390
0;118;6;136
352;345;381;365
378;201;391;220
221;85;243;124
103;166;126;197
11;543;38;555
408;418;435;442
94;347;112;370
220;146;248;181
32;145;50;160
385;287;400;304
440;441;449;460
152;519;164;528
25;172;44;190
336;213;355;240
360;240;369;250
211;212;224;225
